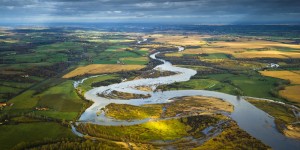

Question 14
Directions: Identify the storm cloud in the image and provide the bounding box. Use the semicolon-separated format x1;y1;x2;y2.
0;0;300;24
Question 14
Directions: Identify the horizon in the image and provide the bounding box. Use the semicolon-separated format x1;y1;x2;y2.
1;0;300;24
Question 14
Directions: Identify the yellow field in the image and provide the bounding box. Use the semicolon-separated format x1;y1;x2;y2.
279;85;300;104
150;34;208;46
63;64;145;78
233;50;300;59
259;71;300;84
211;40;300;49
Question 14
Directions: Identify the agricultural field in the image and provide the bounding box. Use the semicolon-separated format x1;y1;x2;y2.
259;70;300;105
0;122;76;150
1;25;300;149
63;64;145;78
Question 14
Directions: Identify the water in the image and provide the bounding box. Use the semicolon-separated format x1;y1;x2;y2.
77;47;300;149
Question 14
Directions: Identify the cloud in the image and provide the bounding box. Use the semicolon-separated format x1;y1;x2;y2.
0;0;299;24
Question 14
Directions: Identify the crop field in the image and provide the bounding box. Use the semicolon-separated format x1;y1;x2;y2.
233;50;300;59
151;34;208;46
279;85;300;105
63;64;145;78
163;37;300;59
260;71;300;84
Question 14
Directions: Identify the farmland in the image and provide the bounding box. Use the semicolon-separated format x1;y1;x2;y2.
0;25;300;149
63;64;145;78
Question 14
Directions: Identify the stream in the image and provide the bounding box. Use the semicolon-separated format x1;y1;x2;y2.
75;46;300;149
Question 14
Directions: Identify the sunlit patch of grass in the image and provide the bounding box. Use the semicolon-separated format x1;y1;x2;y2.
105;103;162;120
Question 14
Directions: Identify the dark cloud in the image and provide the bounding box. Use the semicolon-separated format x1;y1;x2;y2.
0;0;299;24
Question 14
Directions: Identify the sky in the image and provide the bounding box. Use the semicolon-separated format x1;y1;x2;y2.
0;0;300;24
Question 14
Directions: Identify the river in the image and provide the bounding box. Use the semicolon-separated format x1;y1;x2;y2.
76;46;300;150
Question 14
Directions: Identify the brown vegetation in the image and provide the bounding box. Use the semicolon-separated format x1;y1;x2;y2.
164;96;233;117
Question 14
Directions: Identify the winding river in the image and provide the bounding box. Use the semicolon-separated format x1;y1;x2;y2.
76;47;300;150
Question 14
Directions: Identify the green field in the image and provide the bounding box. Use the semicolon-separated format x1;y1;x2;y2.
202;53;229;59
6;80;85;120
77;74;119;93
159;73;283;100
0;122;76;150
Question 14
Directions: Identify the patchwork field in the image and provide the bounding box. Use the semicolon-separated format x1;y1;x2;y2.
63;64;145;78
163;37;300;59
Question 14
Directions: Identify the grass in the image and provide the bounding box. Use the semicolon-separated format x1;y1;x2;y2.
77;115;220;142
8;90;39;110
63;64;145;78
160;73;282;100
0;122;76;150
78;118;190;141
91;49;147;65
207;73;282;99
37;80;84;112
194;121;270;150
158;79;219;91
152;34;207;46
0;86;22;94
259;70;300;105
233;50;300;59
0;81;33;89
165;96;233;117
7;80;85;120
247;99;295;124
260;70;300;84
77;74;119;93
203;59;264;71
105;103;162;120
246;99;300;139
120;57;149;65
201;53;229;59
35;42;83;53
34;111;79;120
176;65;214;71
